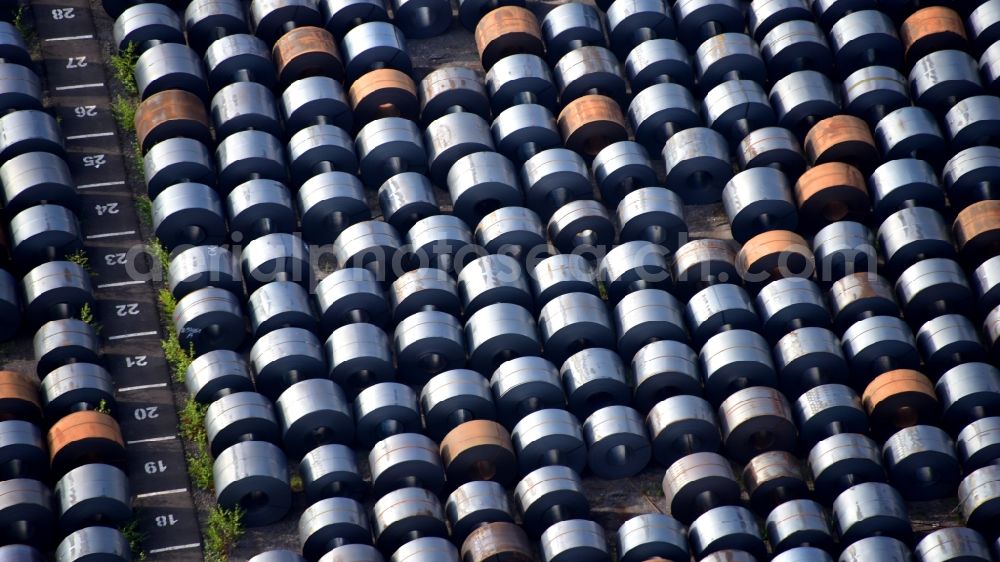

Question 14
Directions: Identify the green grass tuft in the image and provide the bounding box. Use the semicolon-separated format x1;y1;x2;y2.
178;397;214;490
136;195;152;227
12;5;37;54
158;287;176;317
597;281;608;300
186;443;214;491
96;399;111;414
203;505;244;562
79;303;101;334
110;42;139;95
111;94;137;133
132;139;144;179
111;95;144;181
148;238;169;278
162;334;194;383
159;288;194;382
12;5;29;36
65;249;91;274
178;397;207;443
120;518;147;561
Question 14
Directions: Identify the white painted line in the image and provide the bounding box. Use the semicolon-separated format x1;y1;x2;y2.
136;488;188;499
55;82;104;91
97;280;145;288
78;180;125;189
126;435;176;445
148;543;201;554
86;230;136;239
108;330;158;341
118;382;167;392
45;34;94;41
66;132;114;140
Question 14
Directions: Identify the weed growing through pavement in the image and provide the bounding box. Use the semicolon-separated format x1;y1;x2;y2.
110;42;139;95
79;303;101;334
65;249;93;275
204;505;245;562
120;518;148;561
135;195;152;226
179;397;214;490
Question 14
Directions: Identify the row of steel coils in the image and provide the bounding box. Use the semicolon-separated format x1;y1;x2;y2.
0;15;92;342
103;0;510;39
4;0;1000;560
109;0;1000;562
0;11;138;562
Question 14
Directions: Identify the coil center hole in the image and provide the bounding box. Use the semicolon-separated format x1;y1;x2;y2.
582;135;609;157
474;198;501;217
586;391;614;411
9;520;36;542
378;419;403;439
566;338;592;355
473;460;497;480
183;225;206;244
346;369;375;391
673;433;699;455
606;444;630;466
778;252;810;277
687;171;713;191
892;406;918;428
727;377;750;395
750;430;775;451
308;426;335;447
0;459;23;480
418;352;447;374
915;466;939;485
377;103;400;118
823;201;849;222
543;448;564;466
240;490;270;512
654;386;681;403
492;349;518;368
322;481;344;496
574;228;598;248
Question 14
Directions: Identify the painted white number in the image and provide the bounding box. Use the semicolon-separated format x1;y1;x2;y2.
51;8;75;19
74;105;97;118
83;154;106;168
66;56;87;69
154;514;178;527
134;406;159;420
116;303;140;316
95;202;119;216
144;460;167;474
125;355;148;368
104;252;127;265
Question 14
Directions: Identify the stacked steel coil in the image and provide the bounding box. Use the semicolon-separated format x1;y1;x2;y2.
7;0;1000;560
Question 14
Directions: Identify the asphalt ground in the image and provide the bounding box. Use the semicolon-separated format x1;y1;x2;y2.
31;0;203;558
